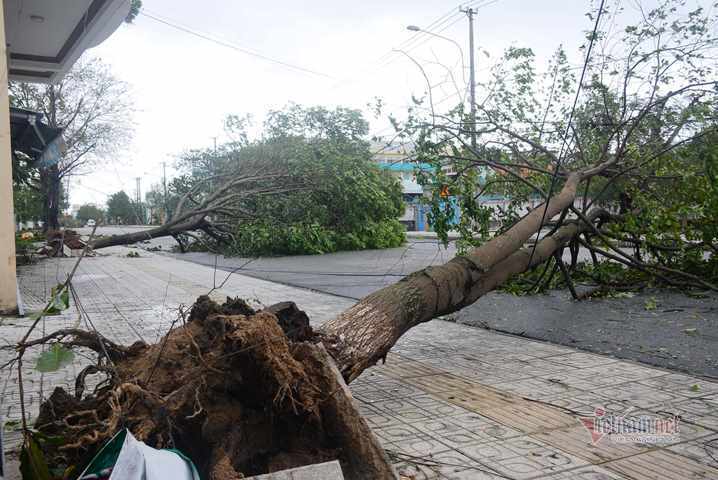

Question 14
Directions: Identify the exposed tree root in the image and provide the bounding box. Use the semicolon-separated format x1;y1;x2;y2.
34;296;394;479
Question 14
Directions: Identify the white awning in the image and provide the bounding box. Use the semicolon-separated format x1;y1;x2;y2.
4;0;130;83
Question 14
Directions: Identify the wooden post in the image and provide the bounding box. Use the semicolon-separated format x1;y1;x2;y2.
0;0;18;314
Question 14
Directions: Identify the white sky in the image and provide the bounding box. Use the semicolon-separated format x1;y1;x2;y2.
68;0;697;207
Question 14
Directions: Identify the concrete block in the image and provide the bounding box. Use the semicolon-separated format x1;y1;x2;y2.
244;460;344;479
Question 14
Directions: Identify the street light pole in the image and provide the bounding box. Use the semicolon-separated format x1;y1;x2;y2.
406;25;466;84
460;6;477;150
407;7;477;150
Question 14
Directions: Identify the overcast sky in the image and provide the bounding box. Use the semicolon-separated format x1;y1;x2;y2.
69;0;693;207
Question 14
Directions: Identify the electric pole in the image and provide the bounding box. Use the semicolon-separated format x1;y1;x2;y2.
460;6;477;150
162;161;168;223
135;177;142;225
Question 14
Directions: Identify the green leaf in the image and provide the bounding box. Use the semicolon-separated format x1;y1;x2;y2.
644;296;658;311
35;344;74;373
45;284;69;315
20;434;52;480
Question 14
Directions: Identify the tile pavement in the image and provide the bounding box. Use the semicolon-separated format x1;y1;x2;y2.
1;247;717;479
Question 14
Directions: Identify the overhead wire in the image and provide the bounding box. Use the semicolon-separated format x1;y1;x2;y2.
139;9;334;79
525;0;607;268
329;0;500;93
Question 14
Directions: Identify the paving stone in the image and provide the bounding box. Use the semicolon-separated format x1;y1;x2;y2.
244;460;344;479
666;434;718;470
3;249;717;480
603;449;718;479
459;436;590;479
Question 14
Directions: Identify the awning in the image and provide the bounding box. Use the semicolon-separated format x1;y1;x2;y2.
10;107;65;183
4;0;131;83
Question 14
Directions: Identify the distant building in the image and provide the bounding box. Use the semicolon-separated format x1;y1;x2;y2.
371;142;433;231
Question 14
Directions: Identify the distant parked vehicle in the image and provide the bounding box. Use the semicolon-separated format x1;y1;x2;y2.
86;219;96;228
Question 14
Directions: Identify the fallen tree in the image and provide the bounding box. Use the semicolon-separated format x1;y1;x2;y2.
90;160;303;251
94;105;407;255
11;2;718;479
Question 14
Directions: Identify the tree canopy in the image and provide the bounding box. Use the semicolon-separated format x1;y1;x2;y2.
106;191;136;225
76;204;105;224
396;0;718;293
172;105;405;255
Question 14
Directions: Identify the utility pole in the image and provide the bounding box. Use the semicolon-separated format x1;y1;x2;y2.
135;177;142;225
162;161;168;223
460;6;477;150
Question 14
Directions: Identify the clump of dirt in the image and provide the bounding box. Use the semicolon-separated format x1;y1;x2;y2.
34;296;392;479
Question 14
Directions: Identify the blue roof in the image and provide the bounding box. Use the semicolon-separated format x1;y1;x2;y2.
378;162;433;172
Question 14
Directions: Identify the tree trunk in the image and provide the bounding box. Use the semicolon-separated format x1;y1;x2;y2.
319;174;585;382
40;165;61;231
90;218;204;249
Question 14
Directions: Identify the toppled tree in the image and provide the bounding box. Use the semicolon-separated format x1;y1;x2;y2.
90;159;302;250
399;0;718;296
12;2;718;479
91;105;406;254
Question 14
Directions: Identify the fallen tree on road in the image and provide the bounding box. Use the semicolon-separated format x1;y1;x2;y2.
13;2;718;478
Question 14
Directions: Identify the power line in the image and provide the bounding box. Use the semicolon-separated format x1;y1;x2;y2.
330;0;499;92
139;10;334;79
526;0;607;268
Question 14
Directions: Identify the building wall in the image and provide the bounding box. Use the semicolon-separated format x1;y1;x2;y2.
0;0;18;312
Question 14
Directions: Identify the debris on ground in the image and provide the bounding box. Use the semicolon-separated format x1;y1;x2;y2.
32;296;393;479
40;229;89;257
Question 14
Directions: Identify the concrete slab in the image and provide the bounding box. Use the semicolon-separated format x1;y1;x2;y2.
244;460;344;479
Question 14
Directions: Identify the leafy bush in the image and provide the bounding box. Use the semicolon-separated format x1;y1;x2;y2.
174;105;407;256
228;219;405;256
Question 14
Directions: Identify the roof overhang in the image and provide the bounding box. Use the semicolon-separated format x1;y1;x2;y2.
4;0;130;83
10;107;63;158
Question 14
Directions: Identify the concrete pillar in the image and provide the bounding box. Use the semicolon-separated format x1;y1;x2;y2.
0;0;18;314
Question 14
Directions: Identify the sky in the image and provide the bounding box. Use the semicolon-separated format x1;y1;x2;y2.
68;0;687;207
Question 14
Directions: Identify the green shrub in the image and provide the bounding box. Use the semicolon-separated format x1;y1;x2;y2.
228;219;405;256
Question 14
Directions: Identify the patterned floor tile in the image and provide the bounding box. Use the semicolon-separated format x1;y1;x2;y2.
459;436;590;479
666;434;718;470
603;448;718;479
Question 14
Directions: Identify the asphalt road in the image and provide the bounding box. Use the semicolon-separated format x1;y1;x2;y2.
81;226;718;378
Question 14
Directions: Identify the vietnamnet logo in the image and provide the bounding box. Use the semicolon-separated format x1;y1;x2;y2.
579;406;680;445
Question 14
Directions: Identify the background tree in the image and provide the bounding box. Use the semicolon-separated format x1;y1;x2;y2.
106;191;136;225
144;185;168;225
125;0;143;23
76;204;105;224
10;58;133;230
12;152;43;226
209;105;404;255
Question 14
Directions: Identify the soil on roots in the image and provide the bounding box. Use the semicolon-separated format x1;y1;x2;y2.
34;295;391;479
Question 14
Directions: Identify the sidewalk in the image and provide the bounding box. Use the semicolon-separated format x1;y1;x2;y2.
2;247;717;479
